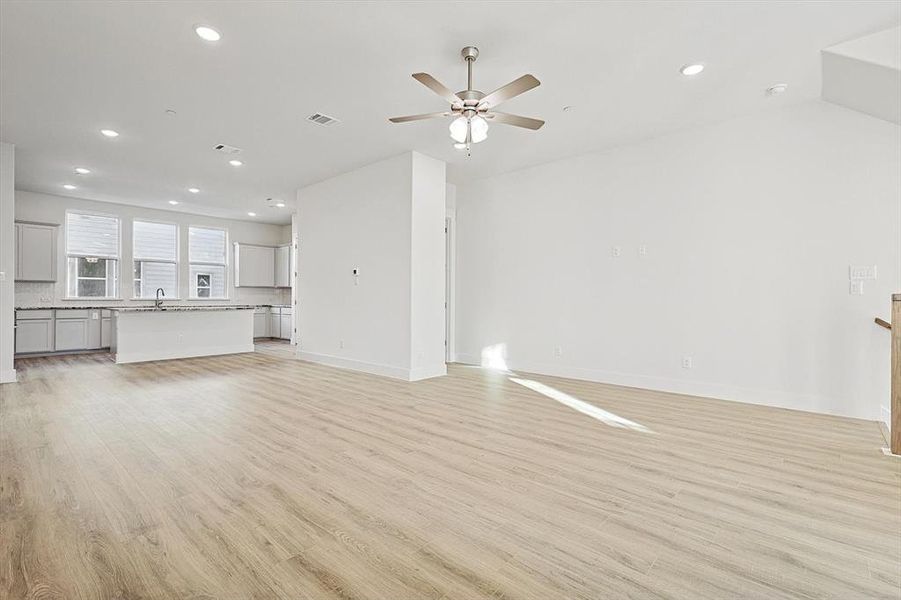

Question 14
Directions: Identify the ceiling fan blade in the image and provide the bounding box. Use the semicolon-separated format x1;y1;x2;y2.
478;74;540;109
485;111;545;130
389;112;451;123
412;73;462;105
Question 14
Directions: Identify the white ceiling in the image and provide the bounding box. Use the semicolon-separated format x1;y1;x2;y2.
1;1;898;225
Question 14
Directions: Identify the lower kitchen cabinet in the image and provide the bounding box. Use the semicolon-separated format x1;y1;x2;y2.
55;311;90;351
15;309;112;355
101;311;112;348
253;308;269;338
269;312;281;339
280;314;291;340
15;312;54;353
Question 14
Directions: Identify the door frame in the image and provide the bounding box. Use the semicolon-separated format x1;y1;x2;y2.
445;209;456;362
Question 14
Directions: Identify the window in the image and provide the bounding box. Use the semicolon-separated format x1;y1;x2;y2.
66;212;119;298
133;220;178;298
188;226;227;298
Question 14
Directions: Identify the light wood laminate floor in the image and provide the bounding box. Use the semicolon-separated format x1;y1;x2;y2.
1;343;899;599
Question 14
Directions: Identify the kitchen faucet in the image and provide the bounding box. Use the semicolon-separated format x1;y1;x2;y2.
155;288;165;309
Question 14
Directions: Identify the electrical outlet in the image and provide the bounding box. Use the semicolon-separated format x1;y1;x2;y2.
612;246;622;258
848;265;877;280
638;245;647;256
849;281;864;296
553;345;563;357
682;356;693;369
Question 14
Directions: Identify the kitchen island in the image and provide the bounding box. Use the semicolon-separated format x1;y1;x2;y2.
109;306;255;364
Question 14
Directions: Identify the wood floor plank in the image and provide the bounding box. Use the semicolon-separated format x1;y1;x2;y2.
1;342;898;599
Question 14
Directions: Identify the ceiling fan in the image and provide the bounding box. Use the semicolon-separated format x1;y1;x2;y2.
389;46;544;154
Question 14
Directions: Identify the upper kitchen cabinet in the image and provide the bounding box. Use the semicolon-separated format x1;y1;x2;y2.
16;222;58;281
234;243;275;287
234;242;292;288
275;244;291;288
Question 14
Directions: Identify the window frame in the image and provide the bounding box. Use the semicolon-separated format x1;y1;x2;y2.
64;210;121;300
132;219;180;300
187;225;229;300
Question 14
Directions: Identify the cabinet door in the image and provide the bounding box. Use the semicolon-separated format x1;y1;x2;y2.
253;312;269;338
101;318;111;348
55;318;89;351
275;245;290;288
15;319;54;353
280;314;292;340
85;312;103;349
235;244;275;287
269;313;280;338
16;223;57;281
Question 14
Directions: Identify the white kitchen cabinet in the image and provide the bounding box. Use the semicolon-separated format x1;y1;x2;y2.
100;310;112;348
269;312;281;338
55;310;90;351
85;310;103;349
280;313;292;341
16;222;58;281
15;310;54;353
253;308;269;338
275;244;291;288
234;243;276;287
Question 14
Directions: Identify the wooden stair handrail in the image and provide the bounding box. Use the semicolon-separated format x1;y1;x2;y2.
893;295;900;455
875;317;891;330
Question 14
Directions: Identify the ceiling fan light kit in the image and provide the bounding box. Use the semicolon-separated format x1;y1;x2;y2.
389;46;544;156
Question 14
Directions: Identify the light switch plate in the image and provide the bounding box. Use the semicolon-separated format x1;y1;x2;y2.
612;246;622;258
849;280;864;295
849;265;877;280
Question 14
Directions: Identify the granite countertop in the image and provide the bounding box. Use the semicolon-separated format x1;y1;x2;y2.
110;305;256;312
16;304;285;310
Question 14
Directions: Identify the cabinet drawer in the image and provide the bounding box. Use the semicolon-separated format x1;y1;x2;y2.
56;309;92;319
16;309;54;320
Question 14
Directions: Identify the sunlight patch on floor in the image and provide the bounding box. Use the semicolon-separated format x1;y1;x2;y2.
510;376;654;434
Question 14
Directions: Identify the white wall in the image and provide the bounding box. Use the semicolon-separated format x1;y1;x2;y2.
410;152;447;379
0;143;15;383
296;151;446;380
14;190;291;308
455;101;900;423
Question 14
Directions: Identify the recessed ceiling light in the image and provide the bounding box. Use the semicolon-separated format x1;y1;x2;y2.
680;63;705;76
247;212;256;217
766;83;789;96
62;184;77;190
74;167;91;175
275;202;286;208
169;200;179;205
194;25;221;42
100;129;119;138
229;159;243;167
188;187;200;193
562;106;574;112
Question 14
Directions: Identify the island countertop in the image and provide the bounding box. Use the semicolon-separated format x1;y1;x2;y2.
110;305;256;313
16;304;278;310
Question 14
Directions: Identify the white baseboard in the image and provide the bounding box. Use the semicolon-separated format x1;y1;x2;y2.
409;363;447;381
453;353;872;421
114;344;255;364
297;351;412;380
297;351;447;382
0;368;16;384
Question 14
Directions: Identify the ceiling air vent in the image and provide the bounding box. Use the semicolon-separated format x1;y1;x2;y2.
214;143;242;154
307;112;341;127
